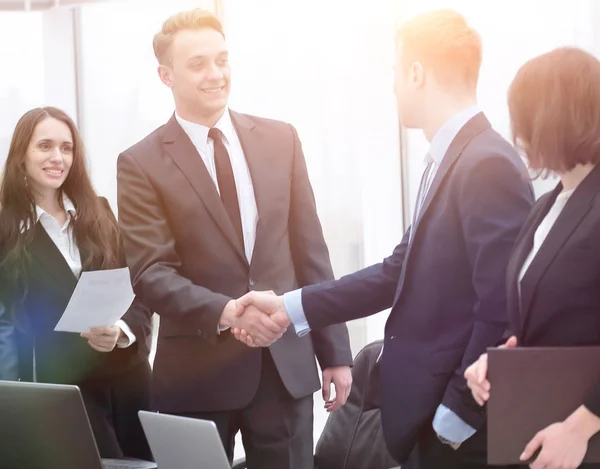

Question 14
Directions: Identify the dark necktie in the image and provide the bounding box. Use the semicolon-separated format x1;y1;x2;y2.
209;128;244;246
409;156;435;242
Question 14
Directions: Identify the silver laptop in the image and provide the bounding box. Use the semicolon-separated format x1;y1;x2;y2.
139;411;231;469
0;380;156;469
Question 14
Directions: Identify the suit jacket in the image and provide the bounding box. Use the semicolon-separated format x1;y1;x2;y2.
298;113;535;463
117;111;353;413
0;198;152;384
505;164;600;414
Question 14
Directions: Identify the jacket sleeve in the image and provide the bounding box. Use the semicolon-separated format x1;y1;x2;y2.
116;152;231;345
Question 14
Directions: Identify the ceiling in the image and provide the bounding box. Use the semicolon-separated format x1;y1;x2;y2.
0;0;112;10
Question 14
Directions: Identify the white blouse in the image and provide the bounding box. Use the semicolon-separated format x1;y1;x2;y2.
519;189;575;284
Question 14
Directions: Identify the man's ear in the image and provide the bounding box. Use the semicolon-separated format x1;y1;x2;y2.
158;65;173;88
410;61;425;88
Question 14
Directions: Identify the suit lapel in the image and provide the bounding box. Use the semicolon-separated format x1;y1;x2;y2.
29;223;78;294
230;111;275;267
520;165;600;322
393;113;491;304
162;114;247;265
505;189;558;336
412;113;491;240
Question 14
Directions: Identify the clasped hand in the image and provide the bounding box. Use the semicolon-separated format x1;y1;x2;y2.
220;291;291;347
221;291;354;412
80;325;123;352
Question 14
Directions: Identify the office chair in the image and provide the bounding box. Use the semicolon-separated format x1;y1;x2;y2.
231;340;400;469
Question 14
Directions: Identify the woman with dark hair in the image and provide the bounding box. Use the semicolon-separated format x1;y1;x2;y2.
0;107;153;460
465;47;600;469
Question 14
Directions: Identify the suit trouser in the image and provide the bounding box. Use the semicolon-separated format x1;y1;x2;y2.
176;349;314;469
79;360;153;461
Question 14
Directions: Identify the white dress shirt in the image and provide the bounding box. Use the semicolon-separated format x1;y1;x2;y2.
419;105;482;205
408;105;482;241
36;197;135;347
519;189;574;284
176;109;259;263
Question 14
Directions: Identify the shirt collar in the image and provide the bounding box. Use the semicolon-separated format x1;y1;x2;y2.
175;108;236;152
35;195;76;223
427;105;481;166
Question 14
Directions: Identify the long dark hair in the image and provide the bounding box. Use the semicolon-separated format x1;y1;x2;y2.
0;107;120;301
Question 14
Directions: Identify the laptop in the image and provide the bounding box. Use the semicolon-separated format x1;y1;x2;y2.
139;411;231;469
487;346;600;465
0;380;157;469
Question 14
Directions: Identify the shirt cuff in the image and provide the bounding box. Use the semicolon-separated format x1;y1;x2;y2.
283;289;311;337
432;404;477;444
115;320;136;348
217;325;230;334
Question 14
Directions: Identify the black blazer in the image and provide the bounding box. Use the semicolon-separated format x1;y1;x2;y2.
506;164;600;414
298;113;535;463
0;198;152;384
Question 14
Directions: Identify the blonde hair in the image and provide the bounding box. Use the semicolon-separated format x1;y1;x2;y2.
397;9;482;90
153;8;225;64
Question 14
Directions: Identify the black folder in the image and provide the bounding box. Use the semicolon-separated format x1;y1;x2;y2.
487;347;600;465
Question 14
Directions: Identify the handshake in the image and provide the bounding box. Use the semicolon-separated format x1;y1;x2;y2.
219;291;292;347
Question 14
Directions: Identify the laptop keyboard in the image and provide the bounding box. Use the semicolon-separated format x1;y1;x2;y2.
102;459;157;469
103;463;132;469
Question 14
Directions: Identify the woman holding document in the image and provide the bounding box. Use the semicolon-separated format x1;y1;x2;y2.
465;47;600;469
0;107;152;460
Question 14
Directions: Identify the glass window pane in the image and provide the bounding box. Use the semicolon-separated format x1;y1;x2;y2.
0;12;45;167
76;0;213;205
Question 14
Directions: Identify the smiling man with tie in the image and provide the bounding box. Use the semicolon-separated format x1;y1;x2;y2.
234;9;535;469
115;8;352;469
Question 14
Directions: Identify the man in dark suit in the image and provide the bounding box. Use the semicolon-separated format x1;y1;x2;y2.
234;9;535;469
116;8;353;469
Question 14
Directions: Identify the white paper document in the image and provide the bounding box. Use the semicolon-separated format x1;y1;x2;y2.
54;267;135;333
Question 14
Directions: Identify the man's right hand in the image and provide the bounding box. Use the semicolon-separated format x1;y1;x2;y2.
219;299;287;347
231;291;292;347
464;335;518;406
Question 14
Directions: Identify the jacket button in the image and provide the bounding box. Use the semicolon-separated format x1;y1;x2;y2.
249;278;255;287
